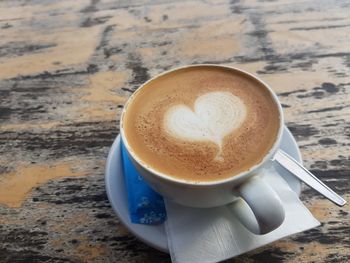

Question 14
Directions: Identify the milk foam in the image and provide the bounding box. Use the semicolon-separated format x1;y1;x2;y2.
164;91;246;160
123;66;280;182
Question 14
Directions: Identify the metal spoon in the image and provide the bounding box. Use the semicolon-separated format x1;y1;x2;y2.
274;149;347;207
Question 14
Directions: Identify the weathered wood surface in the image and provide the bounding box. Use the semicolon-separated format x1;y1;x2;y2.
0;0;349;262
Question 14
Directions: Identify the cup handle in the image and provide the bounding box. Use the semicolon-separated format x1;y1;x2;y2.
233;176;285;235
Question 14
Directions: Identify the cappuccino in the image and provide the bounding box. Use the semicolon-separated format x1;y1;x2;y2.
122;66;280;182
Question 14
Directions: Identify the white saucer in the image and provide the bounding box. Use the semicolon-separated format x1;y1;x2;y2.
105;126;302;253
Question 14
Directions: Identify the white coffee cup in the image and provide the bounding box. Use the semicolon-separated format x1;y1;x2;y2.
120;65;285;235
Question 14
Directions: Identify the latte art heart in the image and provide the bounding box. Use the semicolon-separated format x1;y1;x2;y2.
123;66;281;182
164;91;247;161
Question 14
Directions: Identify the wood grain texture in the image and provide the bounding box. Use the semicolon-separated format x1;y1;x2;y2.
0;0;349;262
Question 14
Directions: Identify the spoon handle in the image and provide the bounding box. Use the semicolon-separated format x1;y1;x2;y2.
274;149;346;207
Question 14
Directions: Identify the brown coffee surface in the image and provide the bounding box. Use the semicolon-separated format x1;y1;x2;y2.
122;66;280;182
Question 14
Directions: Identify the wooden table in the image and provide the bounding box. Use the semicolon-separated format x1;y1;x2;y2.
0;0;349;262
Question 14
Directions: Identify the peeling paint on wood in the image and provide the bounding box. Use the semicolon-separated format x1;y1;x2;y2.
0;0;349;262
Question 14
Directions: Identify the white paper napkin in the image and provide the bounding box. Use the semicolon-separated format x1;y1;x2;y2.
164;169;320;263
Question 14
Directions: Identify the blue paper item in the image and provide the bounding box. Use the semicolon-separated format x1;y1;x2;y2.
121;141;167;225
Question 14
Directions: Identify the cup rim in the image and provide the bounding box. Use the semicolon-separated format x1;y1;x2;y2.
120;64;284;186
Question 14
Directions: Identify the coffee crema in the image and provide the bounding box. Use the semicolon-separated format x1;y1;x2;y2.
122;66;280;182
